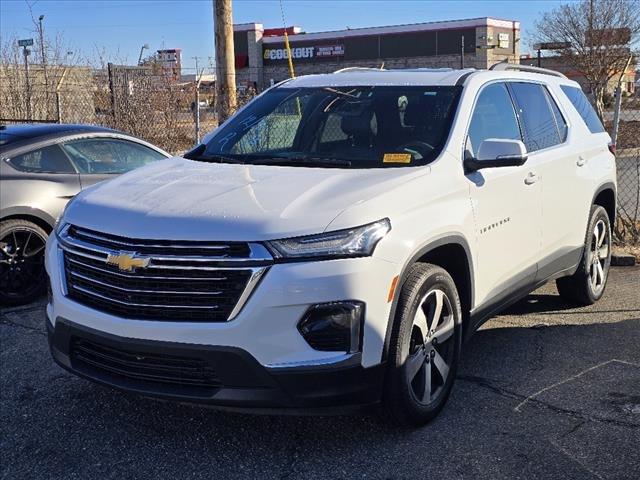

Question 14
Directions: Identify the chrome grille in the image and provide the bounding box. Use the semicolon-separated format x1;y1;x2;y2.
58;225;271;322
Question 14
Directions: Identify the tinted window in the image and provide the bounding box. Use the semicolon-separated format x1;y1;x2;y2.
8;144;76;173
61;138;166;174
466;83;522;157
545;89;568;143
203;86;462;168
560;85;605;134
509;82;561;152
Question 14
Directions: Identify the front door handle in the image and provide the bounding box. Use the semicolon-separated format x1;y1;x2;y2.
577;156;587;167
524;172;539;185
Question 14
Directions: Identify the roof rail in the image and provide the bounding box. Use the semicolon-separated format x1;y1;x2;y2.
333;67;385;73
489;62;567;79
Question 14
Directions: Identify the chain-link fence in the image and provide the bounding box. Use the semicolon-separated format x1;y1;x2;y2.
608;92;640;246
1;61;638;244
0;63;257;154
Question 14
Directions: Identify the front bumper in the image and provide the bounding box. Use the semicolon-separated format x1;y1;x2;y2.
46;233;399;369
47;317;385;412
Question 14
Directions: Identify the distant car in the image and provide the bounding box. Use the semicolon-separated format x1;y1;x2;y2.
0;124;170;305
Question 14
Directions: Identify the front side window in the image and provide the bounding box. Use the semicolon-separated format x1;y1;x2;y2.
201;85;462;168
560;85;605;134
509;82;561;152
61;138;166;174
466;82;522;157
8;144;76;173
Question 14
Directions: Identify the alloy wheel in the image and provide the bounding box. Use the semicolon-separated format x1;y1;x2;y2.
588;219;609;296
405;288;456;405
0;229;47;300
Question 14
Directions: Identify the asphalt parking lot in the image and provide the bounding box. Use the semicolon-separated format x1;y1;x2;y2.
1;267;639;480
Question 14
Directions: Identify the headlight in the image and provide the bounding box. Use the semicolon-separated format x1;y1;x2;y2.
267;219;390;260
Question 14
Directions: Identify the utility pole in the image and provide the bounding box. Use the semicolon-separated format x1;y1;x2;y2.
193;56;203;144
38;15;50;116
24;47;31;119
460;35;465;69
18;39;34;119
213;0;236;124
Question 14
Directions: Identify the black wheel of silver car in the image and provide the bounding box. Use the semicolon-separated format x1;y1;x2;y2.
0;219;48;306
556;205;611;306
383;263;462;426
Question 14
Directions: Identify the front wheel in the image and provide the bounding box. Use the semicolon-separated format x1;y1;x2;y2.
556;205;612;305
0;219;49;306
383;263;462;426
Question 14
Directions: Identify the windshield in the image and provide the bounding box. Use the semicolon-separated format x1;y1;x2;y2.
198;85;461;168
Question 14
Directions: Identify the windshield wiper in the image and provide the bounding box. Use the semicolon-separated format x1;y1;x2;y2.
247;155;352;167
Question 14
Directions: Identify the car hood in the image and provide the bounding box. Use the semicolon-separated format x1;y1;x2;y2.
64;157;426;241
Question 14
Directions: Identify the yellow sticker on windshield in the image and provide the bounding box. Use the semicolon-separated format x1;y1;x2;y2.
383;153;412;163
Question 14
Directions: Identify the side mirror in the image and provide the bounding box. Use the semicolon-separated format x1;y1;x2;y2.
464;139;528;172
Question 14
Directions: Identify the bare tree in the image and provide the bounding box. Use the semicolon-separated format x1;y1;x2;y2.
534;0;640;119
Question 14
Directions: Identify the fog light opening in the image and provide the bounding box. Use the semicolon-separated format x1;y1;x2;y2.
297;301;364;354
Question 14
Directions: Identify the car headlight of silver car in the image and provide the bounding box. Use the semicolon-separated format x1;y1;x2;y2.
266;219;391;261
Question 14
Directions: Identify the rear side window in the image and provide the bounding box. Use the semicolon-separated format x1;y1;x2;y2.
509;82;561;152
560;85;605;134
545;89;568;143
8;144;76;173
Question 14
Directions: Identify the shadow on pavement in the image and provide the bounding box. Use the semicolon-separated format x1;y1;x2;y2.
3;289;639;479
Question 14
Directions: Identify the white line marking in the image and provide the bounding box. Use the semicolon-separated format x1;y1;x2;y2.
514;359;640;412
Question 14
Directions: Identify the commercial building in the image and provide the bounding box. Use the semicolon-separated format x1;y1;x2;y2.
157;48;182;81
233;17;520;90
520;55;636;96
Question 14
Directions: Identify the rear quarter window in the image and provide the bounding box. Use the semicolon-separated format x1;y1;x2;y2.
560;85;605;134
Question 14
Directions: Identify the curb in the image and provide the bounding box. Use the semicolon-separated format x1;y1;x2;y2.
611;254;637;267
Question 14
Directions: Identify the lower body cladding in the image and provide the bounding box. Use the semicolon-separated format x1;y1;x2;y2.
45;237;399;411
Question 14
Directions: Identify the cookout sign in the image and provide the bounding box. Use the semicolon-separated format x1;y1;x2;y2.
263;44;345;61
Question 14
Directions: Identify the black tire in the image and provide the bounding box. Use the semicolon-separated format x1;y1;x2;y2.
382;263;462;426
556;205;612;306
0;219;49;306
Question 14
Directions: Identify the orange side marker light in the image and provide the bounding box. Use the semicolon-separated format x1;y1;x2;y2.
387;275;399;303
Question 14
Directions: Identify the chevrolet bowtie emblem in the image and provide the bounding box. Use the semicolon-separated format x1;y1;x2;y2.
106;252;151;272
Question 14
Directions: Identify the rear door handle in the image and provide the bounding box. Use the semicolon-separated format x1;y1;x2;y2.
577;156;586;167
524;172;539;185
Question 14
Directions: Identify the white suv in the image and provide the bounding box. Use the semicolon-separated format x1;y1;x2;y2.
46;64;616;425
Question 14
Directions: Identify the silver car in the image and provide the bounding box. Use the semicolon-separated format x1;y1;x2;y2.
0;124;170;305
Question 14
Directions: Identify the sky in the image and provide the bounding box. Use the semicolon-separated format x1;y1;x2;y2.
0;0;570;72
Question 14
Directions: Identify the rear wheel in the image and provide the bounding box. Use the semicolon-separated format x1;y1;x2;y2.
0;219;49;306
383;263;462;426
556;205;611;305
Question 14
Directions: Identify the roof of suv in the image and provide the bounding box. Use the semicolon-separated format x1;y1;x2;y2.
280;66;579;89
